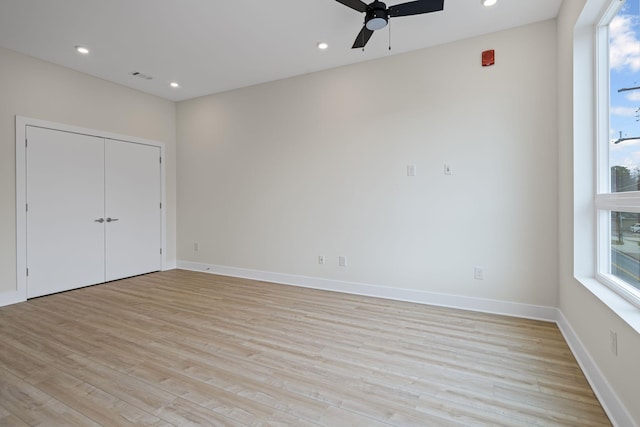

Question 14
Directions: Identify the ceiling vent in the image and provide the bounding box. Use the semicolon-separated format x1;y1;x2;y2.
130;71;153;80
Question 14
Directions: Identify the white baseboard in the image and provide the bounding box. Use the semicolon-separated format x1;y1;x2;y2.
3;260;632;426
164;259;178;270
0;290;25;307
177;260;635;426
556;311;636;427
176;260;557;321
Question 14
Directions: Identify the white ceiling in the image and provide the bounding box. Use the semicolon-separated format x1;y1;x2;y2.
0;0;562;102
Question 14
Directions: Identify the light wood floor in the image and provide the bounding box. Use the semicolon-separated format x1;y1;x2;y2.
0;270;610;426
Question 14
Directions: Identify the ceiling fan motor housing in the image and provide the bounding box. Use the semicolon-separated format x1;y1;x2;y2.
365;1;388;30
335;0;445;49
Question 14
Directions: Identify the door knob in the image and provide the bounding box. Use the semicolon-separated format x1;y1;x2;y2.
94;218;105;223
106;217;119;223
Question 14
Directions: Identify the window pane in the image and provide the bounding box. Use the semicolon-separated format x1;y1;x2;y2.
609;0;640;193
611;211;640;290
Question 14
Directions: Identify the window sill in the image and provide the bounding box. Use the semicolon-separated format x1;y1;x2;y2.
576;276;640;335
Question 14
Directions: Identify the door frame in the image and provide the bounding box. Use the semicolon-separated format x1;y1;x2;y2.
15;116;167;301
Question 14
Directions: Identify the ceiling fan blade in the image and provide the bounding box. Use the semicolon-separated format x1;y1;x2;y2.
388;0;444;17
352;25;375;48
335;0;369;13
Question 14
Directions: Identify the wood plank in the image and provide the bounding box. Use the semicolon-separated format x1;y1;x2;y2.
0;270;612;426
0;367;101;427
0;404;30;427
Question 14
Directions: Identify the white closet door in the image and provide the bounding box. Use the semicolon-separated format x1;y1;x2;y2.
105;140;161;281
26;127;105;298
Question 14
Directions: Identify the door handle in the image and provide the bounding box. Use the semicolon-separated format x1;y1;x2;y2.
106;217;119;223
94;218;105;223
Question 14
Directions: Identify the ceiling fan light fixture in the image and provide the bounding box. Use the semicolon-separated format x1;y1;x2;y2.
75;45;90;55
365;5;389;31
170;81;180;88
335;0;444;49
317;42;329;50
366;16;388;30
481;0;497;7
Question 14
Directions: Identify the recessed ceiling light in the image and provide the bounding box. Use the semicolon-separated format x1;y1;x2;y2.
482;0;497;6
75;45;90;55
317;42;328;50
170;82;180;88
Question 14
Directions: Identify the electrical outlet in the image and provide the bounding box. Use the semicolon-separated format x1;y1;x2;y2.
610;330;618;356
474;267;484;280
194;242;199;252
318;255;326;265
339;256;347;267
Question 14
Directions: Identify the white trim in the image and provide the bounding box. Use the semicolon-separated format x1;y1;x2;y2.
597;0;625;27
0;290;24;307
4;260;634;425
591;0;640;319
15;116;168;301
176;261;637;426
15;117;27;302
595;10;610;196
596;272;640;311
176;261;558;322
578;276;640;334
596;192;640;212
556;310;637;427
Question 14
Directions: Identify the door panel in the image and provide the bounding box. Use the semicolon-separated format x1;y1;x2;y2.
26;127;105;298
105;140;161;281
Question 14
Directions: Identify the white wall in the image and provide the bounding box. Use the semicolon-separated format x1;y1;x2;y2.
177;20;559;308
557;0;640;424
0;46;177;299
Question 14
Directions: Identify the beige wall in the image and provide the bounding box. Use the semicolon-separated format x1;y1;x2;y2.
0;46;177;296
177;20;559;307
557;0;640;424
2;9;637;423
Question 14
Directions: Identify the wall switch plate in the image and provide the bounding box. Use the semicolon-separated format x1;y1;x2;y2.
318;255;326;265
407;164;416;177
339;256;347;267
194;243;199;251
444;164;452;175
474;267;484;280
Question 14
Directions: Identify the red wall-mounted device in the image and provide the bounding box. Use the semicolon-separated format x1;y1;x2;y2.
482;49;495;67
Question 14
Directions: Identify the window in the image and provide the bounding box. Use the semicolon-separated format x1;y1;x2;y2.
595;0;640;306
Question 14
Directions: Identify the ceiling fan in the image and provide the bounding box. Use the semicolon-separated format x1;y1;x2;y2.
334;0;445;49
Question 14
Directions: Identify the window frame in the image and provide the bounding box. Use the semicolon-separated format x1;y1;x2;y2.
594;0;640;309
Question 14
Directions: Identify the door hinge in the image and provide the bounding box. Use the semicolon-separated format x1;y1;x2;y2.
160;248;163;255
26;268;29;277
25;138;28;147
159;156;162;164
26;203;28;212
